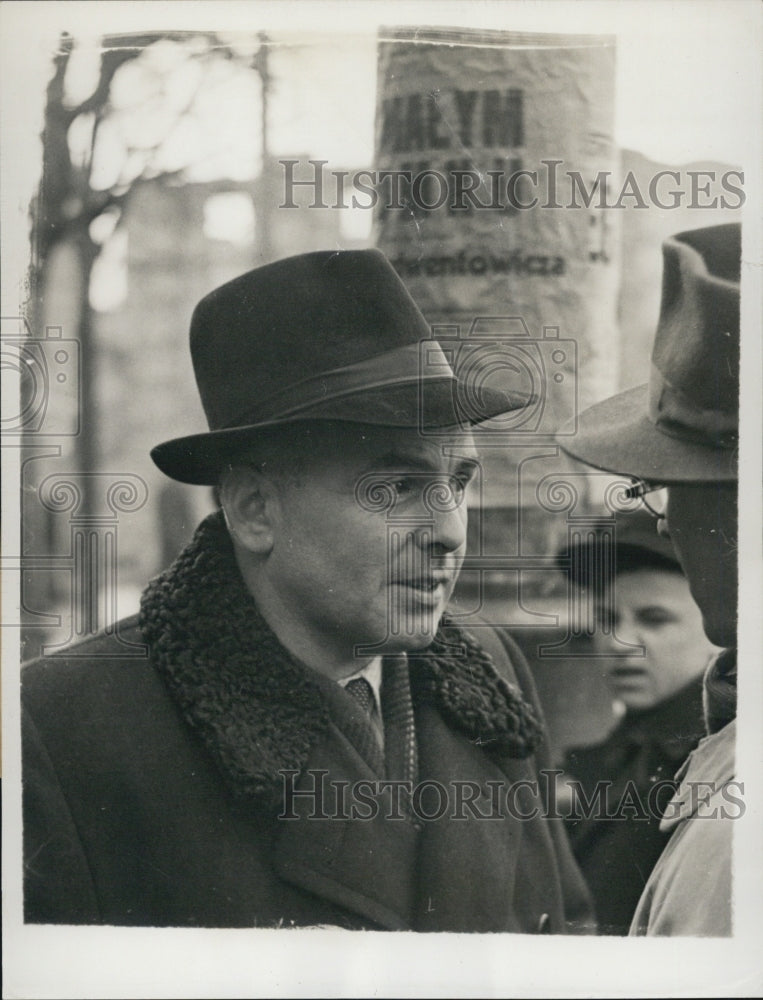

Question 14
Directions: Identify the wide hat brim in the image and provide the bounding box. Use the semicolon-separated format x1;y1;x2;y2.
152;380;531;486
559;384;737;483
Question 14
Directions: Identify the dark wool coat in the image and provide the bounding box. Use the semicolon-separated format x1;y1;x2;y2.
23;514;592;932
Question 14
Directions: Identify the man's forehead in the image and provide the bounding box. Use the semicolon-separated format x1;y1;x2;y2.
354;425;479;469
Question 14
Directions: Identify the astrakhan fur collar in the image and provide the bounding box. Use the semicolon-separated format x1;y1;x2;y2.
140;512;543;803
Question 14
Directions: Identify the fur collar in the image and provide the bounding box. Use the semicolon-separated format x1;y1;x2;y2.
139;512;543;803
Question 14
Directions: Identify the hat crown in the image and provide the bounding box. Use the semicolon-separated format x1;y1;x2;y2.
650;223;740;439
556;223;741;483
190;249;433;431
151;249;532;484
558;509;681;585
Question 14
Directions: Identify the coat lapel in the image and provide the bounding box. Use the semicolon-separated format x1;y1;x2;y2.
411;705;569;933
411;704;522;931
271;720;419;930
272;701;556;933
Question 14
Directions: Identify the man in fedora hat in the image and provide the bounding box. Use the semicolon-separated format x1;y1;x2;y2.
22;249;592;932
557;222;740;935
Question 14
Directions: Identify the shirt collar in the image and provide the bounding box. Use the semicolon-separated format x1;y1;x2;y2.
338;657;383;715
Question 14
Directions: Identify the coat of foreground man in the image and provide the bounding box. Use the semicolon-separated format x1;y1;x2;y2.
23;249;592;931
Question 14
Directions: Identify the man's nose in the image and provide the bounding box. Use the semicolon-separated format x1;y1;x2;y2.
608;610;647;652
657;490;672;538
615;619;642;647
594;628;620;654
424;497;468;554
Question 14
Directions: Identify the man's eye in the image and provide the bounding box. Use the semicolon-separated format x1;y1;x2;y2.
457;468;478;493
635;608;676;626
387;473;472;507
450;476;468;503
594;607;616;628
391;477;416;498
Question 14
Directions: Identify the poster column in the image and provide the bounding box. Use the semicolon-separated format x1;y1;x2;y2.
374;26;619;622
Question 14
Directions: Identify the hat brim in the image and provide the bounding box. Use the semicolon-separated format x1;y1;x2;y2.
558;385;737;483
152;380;533;485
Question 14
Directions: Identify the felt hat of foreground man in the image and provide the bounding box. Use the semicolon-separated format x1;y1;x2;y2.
558;223;740;482
151;249;532;485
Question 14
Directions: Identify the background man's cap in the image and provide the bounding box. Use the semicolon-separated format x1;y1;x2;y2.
557;509;682;588
557;223;740;483
151;249;532;484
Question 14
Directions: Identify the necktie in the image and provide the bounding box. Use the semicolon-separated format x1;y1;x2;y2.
344;676;375;716
342;676;384;771
344;662;419;800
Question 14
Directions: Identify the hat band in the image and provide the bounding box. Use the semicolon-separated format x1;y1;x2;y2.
222;341;457;429
648;364;738;449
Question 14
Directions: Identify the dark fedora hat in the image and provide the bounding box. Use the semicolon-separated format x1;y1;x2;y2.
558;223;740;483
151;249;532;484
557;509;682;589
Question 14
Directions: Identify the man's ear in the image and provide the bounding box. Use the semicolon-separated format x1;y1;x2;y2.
220;466;279;556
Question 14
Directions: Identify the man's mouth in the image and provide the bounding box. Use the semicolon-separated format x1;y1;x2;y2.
610;665;647;676
392;576;455;603
608;665;648;685
396;576;449;591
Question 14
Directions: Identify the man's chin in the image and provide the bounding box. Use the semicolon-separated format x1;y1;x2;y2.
376;625;442;655
704;621;736;650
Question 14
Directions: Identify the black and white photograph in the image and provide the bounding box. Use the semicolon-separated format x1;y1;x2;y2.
2;1;761;996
